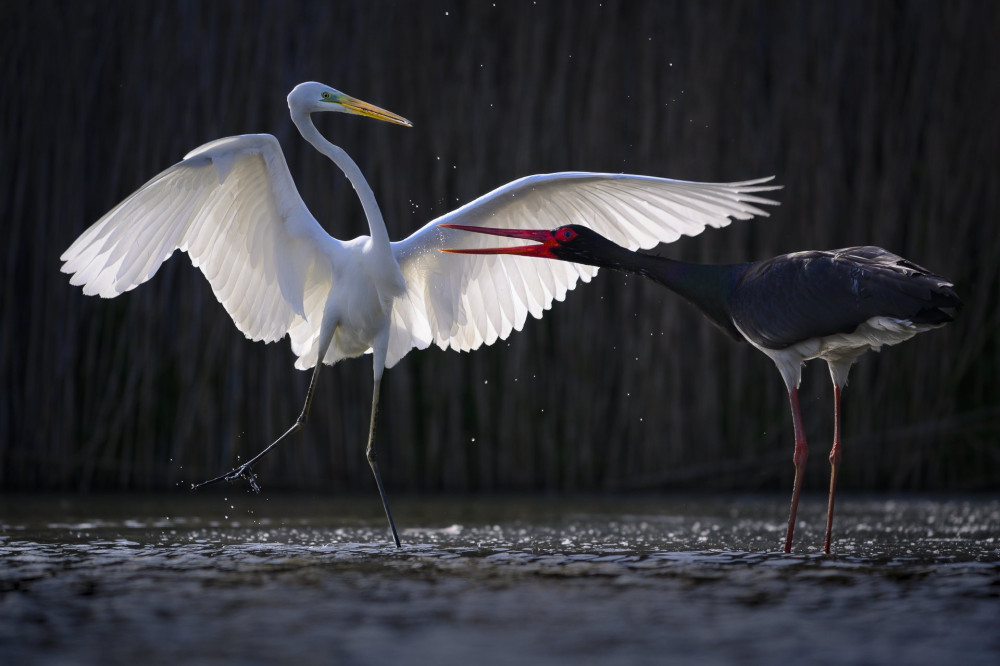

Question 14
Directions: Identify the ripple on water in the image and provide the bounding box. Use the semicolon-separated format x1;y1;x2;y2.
1;495;998;665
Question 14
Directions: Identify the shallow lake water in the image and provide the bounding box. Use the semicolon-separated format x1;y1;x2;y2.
2;493;998;665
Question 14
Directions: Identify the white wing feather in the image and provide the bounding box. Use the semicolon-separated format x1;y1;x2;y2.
60;134;336;348
387;173;779;367
64;144;777;373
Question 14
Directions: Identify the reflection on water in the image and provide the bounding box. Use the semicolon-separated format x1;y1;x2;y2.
2;494;998;665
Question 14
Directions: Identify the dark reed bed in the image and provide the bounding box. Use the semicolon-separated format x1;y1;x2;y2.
2;1;997;492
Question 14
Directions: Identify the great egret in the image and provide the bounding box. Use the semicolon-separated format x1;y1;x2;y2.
61;81;780;547
443;223;960;553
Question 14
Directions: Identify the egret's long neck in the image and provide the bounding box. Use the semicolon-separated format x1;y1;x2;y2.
292;111;392;248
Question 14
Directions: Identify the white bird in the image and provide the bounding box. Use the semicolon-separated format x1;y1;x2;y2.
61;81;780;547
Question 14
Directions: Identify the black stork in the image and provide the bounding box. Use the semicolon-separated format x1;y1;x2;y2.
441;223;961;554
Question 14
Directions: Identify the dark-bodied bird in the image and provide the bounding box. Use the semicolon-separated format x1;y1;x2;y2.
441;223;961;553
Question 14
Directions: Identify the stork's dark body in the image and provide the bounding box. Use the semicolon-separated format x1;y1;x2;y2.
729;247;958;350
460;224;961;554
577;240;960;352
549;227;960;553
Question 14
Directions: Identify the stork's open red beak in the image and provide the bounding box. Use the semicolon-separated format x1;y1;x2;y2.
439;224;555;257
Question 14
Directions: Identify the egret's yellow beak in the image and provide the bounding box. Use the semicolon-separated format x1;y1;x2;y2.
330;94;413;127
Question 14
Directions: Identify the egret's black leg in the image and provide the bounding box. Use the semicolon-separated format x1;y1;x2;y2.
784;388;809;554
192;358;324;492
365;378;401;547
823;384;843;554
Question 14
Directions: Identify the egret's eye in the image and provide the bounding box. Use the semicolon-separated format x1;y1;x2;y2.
559;228;577;241
321;92;333;100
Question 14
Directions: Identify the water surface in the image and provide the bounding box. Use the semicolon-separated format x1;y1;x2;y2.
2;494;998;665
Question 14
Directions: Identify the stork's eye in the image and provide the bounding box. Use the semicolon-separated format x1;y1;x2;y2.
559;228;577;241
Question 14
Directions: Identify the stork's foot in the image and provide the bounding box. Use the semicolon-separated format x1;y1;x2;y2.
191;462;262;493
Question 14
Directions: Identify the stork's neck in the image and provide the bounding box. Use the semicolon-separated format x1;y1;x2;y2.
292;110;392;248
586;243;748;339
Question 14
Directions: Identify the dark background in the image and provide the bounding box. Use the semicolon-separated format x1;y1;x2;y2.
3;1;997;493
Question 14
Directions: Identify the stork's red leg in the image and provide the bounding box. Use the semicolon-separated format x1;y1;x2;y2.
824;384;843;554
784;388;809;553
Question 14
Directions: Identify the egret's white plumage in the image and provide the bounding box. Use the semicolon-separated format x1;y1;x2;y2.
61;81;780;546
63;154;778;370
388;173;777;366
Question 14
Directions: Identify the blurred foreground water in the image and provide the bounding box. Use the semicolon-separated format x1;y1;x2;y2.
2;493;998;665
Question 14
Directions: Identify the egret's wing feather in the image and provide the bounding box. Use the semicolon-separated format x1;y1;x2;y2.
386;172;779;367
61;134;335;354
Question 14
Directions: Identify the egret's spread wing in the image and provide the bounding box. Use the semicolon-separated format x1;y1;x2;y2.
61;134;336;350
386;172;779;366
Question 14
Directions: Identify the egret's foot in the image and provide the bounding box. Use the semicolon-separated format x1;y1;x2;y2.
191;463;261;493
240;467;262;494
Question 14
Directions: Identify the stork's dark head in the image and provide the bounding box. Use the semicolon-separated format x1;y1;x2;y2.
439;223;617;268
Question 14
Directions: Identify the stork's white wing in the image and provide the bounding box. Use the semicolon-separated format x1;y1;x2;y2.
61;134;337;353
386;172;779;367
